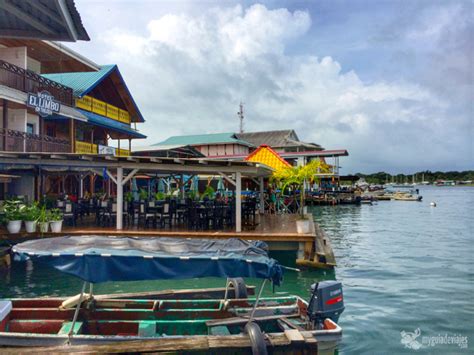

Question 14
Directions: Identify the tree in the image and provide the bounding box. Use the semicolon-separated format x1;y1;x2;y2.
271;160;330;218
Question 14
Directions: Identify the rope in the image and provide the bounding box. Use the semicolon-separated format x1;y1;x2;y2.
248;278;267;323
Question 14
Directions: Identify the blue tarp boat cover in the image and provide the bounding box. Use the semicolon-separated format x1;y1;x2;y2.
12;236;283;285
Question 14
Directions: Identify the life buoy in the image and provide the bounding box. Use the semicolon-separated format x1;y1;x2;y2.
227;277;248;299
245;322;268;355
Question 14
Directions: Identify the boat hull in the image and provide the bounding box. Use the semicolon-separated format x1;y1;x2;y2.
0;291;343;354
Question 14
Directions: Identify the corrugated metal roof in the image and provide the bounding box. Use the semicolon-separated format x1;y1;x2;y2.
237;130;323;150
245;145;290;171
42;65;116;97
155;133;254;147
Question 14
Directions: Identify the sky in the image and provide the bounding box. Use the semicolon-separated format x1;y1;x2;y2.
68;0;473;174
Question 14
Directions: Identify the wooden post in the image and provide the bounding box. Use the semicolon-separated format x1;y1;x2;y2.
2;99;7;151
236;172;242;232
69;118;75;153
117;138;121;156
180;174;185;199
116;167;123;230
128;138;131;152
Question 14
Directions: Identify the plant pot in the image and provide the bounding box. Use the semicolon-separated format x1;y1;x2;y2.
50;220;63;233
25;221;37;233
6;220;22;234
296;219;311;234
38;222;49;233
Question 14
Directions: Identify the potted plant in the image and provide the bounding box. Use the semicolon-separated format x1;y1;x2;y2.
49;208;63;233
271;160;328;234
125;191;134;203
154;192;165;201
4;199;24;234
37;206;50;233
139;188;148;201
22;203;40;233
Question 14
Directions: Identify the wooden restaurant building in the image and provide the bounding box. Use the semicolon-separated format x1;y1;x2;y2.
0;39;146;200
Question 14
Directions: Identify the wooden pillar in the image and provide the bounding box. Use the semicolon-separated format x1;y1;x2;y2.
39;117;43;152
116;167;123;230
117;138;120;156
69;118;75;153
128;138;131;152
2;99;7;150
236;172;242;233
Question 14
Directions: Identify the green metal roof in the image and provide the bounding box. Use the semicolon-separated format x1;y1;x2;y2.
42;65;115;97
42;65;145;123
155;132;254;147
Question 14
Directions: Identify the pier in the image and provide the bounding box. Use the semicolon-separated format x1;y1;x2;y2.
1;214;336;269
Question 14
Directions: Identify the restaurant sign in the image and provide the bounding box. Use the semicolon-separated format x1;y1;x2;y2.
98;144;116;156
27;91;60;117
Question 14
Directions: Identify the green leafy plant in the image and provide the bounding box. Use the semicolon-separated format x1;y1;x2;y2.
3;199;25;222
202;186;215;199
48;208;63;222
125;191;134;202
22;203;40;222
271;160;329;218
139;188;148;201
155;192;165;200
37;206;49;224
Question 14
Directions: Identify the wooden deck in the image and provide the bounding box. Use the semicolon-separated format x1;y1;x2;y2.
0;214;336;268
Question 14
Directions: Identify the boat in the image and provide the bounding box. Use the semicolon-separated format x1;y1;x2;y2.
435;180;455;186
0;236;345;354
392;193;422;201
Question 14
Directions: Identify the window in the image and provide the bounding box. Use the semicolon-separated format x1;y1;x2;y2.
26;123;34;135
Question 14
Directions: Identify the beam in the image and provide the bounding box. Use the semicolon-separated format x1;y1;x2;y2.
116;167;123;230
105;169;117;185
236;172;242;233
122;168;139;186
219;173;236;187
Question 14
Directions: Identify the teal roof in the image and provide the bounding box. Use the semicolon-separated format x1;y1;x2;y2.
155;133;254;147
42;65;145;123
42;65;116;97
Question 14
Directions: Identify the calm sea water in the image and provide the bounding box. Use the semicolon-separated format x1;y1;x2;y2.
1;186;473;353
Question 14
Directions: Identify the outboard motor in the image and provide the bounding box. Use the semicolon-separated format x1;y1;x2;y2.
307;281;344;329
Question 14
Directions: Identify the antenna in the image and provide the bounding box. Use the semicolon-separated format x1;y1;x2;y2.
237;102;244;133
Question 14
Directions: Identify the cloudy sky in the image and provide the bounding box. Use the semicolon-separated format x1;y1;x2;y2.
68;0;473;174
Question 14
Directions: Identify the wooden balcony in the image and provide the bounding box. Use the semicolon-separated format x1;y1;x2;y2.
0;60;73;106
75;141;97;154
76;95;131;124
0;128;71;153
75;141;130;156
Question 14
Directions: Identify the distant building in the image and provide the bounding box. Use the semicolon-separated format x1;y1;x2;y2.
148;132;254;158
236;130;323;154
145;129;348;176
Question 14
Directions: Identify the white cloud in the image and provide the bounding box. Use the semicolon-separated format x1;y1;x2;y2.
79;3;471;173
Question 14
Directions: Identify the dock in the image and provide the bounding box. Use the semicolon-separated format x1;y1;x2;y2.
0;214;336;269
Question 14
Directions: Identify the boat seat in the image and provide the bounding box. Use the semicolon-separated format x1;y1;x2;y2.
209;325;231;336
58;321;83;335
138;321;156;337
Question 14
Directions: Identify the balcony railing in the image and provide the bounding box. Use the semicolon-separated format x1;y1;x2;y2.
75;141;130;156
75;141;97;154
0;60;73;106
76;95;131;124
0;128;71;153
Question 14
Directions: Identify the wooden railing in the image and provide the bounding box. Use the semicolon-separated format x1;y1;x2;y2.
116;148;130;156
75;141;98;154
0;128;71;153
76;95;131;124
74;141;129;156
0;60;73;106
